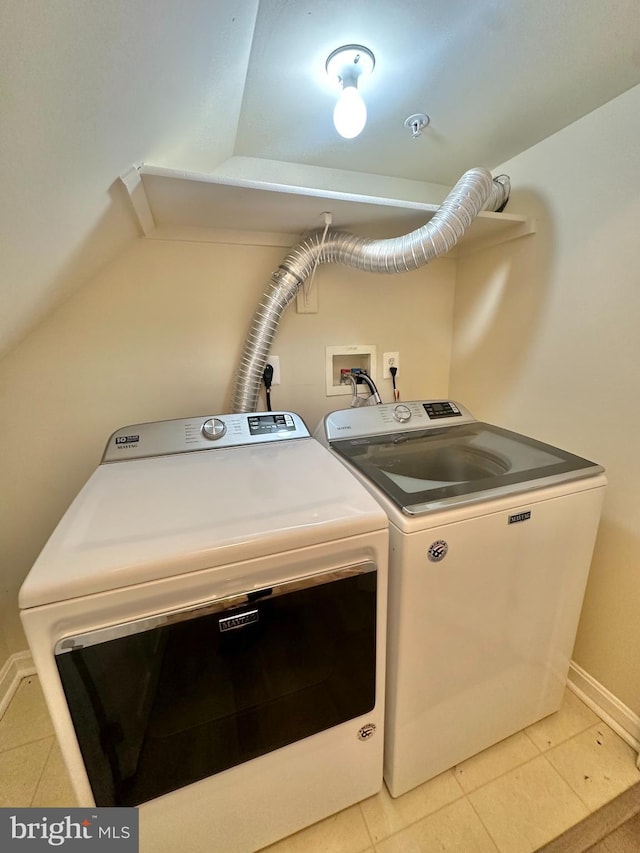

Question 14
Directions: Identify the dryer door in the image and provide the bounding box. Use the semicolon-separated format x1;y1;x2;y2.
55;562;377;807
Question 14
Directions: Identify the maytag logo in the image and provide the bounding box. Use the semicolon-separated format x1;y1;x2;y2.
427;540;448;562
219;609;259;632
357;723;377;741
509;510;532;524
0;808;138;850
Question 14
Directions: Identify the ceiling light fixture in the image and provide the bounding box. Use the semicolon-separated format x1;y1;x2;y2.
326;44;375;139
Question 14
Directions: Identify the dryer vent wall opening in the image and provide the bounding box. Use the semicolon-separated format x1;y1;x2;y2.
230;168;510;415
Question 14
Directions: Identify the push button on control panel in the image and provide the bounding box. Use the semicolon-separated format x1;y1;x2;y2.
423;401;462;419
202;418;227;440
248;413;296;435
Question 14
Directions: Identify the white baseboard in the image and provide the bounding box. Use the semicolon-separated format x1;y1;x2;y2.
568;660;640;769
0;650;36;718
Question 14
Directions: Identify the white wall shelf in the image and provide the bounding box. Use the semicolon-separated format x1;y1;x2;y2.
122;165;535;257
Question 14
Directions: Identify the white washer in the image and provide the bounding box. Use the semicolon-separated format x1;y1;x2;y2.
316;400;606;797
19;411;388;852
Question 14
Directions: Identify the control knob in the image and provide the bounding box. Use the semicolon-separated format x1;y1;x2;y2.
393;405;412;423
202;418;227;440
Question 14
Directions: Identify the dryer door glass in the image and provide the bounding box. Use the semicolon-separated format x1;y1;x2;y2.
55;564;377;807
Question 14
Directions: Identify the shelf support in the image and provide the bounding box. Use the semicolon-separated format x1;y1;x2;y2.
120;165;155;236
455;217;536;259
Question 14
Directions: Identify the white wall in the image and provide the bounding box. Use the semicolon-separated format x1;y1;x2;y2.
0;236;455;660
4;79;638;719
0;0;259;357
451;84;640;712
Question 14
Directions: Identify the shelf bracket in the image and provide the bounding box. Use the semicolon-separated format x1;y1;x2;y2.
455;217;536;259
120;165;155;236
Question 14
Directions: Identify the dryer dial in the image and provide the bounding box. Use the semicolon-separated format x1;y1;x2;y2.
393;405;412;423
202;418;227;440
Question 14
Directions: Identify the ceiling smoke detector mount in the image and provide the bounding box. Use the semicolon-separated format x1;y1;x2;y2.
326;44;375;139
404;113;430;138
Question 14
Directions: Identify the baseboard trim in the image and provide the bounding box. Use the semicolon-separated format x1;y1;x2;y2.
0;651;36;718
568;661;640;769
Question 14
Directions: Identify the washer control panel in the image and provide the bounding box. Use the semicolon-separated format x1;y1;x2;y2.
393;404;412;423
102;411;310;462
248;412;297;436
202;417;227;440
320;400;475;443
422;400;462;419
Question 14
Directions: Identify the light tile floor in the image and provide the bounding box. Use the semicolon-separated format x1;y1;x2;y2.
1;677;639;852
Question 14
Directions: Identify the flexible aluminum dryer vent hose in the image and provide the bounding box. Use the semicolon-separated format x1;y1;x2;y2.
230;167;510;414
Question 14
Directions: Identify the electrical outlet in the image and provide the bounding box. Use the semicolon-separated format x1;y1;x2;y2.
267;355;280;385
383;352;399;379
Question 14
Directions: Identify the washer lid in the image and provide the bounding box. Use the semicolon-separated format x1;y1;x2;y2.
330;421;604;516
19;438;386;609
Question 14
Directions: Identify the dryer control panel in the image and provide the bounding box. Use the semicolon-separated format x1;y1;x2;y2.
102;411;310;462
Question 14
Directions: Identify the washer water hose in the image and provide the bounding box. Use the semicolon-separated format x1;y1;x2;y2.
347;372;382;407
231;168;510;414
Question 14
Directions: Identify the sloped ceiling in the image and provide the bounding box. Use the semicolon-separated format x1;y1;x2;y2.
237;0;640;184
2;0;640;358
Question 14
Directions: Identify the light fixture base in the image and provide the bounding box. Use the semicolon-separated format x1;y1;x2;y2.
404;113;430;138
326;45;375;88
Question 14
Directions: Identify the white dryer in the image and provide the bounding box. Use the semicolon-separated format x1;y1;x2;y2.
19;411;388;852
316;400;606;797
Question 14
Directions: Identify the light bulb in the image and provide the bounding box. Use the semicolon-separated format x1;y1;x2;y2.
333;85;367;139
